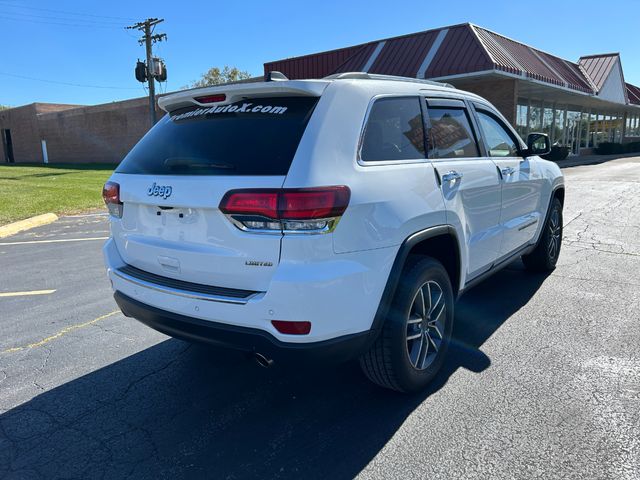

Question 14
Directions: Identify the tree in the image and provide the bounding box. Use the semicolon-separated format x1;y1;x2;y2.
186;65;252;88
0;105;10;110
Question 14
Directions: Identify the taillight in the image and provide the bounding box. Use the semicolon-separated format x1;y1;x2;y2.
102;181;123;218
221;190;279;219
280;188;350;219
219;186;350;234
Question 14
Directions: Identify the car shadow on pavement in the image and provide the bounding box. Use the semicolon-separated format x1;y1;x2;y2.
0;262;549;479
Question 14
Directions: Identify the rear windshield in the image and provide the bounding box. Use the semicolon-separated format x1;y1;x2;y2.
115;96;319;176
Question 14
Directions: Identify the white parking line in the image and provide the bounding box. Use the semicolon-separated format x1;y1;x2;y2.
0;236;109;246
0;289;56;297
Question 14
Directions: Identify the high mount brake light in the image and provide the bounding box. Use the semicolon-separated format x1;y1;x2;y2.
194;94;226;104
102;181;123;218
219;187;350;233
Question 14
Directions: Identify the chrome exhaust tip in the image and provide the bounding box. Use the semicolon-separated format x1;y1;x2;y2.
254;352;274;368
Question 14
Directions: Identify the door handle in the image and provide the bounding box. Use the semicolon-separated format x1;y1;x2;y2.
501;166;516;176
442;170;463;183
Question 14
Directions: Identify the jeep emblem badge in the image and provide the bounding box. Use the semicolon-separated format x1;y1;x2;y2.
147;182;172;199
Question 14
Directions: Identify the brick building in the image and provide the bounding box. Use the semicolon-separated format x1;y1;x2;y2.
2;22;640;164
0;98;163;164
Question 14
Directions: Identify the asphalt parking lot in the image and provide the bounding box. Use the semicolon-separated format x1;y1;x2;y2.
1;157;639;479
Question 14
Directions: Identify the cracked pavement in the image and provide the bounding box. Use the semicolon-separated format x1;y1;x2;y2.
1;157;640;479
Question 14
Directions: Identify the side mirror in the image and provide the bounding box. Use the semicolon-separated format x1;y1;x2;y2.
524;132;551;157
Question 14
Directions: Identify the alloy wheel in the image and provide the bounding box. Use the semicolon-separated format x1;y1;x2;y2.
548;207;561;259
405;280;446;370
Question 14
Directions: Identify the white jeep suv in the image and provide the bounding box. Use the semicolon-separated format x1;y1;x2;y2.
103;72;564;392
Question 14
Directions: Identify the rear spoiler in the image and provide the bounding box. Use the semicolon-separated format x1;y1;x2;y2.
158;80;329;114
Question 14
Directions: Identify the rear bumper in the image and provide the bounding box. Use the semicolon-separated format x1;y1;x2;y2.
115;291;374;363
104;237;396;343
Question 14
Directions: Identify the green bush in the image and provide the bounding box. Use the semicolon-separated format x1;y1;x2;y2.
595;141;640;155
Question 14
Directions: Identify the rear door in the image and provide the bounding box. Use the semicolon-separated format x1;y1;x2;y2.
472;105;543;258
425;98;502;279
110;95;319;292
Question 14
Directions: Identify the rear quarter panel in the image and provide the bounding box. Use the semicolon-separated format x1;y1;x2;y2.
283;81;447;254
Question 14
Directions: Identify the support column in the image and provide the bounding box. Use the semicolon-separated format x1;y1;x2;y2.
562;106;568;146
539;99;544;130
585;109;591;149
576;107;584;154
551;102;557;144
526;99;531;136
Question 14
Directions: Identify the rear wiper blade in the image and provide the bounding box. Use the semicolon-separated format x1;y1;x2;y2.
164;157;236;170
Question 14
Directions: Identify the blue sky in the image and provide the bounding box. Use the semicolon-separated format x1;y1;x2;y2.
1;0;638;107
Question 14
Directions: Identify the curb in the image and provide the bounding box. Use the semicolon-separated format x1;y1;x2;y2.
0;213;59;239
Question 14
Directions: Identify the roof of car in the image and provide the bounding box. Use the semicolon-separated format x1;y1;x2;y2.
158;72;485;113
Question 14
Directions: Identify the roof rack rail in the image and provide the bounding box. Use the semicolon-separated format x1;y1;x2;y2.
323;72;455;89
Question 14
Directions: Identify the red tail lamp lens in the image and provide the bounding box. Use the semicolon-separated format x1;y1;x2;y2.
194;94;226;104
280;187;350;219
220;191;279;219
219;187;350;220
102;181;120;205
271;320;311;335
102;181;123;218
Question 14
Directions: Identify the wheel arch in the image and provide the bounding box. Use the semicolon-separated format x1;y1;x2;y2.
369;225;462;334
530;182;565;250
553;185;565;205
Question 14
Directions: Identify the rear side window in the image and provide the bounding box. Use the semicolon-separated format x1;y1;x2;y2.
116;96;319;176
427;108;479;159
360;97;425;162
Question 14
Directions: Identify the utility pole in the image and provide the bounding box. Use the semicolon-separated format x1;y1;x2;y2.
126;18;166;126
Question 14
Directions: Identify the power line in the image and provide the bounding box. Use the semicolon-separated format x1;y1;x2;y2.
0;10;126;26
0;71;140;90
0;14;122;29
0;1;136;21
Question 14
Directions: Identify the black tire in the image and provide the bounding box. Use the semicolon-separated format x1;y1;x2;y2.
522;197;563;272
359;256;454;393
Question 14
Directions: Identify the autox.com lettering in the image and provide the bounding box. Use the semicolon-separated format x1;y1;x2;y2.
171;103;288;121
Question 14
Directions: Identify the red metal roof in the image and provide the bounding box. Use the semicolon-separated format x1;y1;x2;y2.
425;24;492;78
334;43;378;73
368;30;438;77
473;26;593;93
263;23;637;103
265;44;367;80
537;51;594;93
627;83;640;105
579;54;619;91
263;23;493;80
